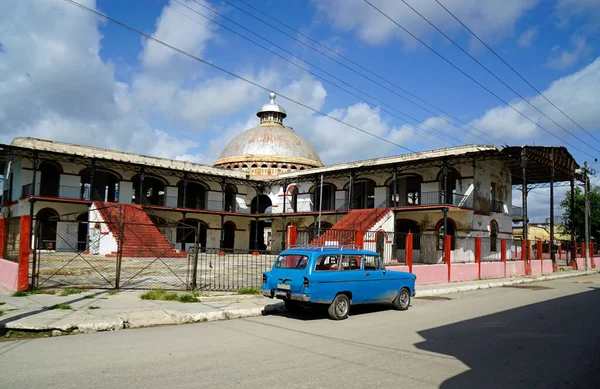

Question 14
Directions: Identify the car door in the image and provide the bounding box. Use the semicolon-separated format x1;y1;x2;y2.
363;255;390;303
339;254;366;303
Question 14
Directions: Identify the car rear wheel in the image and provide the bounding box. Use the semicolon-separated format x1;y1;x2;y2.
328;294;350;320
393;288;411;310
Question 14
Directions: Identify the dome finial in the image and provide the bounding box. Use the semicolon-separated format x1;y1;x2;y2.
269;92;276;103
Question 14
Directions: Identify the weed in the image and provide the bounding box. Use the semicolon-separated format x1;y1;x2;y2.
140;287;198;303
0;302;5;306
11;291;28;297
83;295;95;299
30;289;57;295
51;304;72;310
108;290;118;295
60;288;83;296
88;306;100;310
236;287;260;295
0;309;4;317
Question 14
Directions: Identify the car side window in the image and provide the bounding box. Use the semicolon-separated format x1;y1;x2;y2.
341;255;362;271
314;255;340;271
363;255;381;271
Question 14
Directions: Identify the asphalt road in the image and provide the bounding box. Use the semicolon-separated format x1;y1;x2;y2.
2;274;600;389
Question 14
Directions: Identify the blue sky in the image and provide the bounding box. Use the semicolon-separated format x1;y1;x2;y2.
1;0;600;218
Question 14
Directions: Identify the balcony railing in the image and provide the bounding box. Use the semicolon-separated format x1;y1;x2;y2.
21;184;91;200
160;196;240;212
385;191;472;208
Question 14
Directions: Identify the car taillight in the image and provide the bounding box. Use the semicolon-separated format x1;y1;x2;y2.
304;277;309;288
262;273;267;284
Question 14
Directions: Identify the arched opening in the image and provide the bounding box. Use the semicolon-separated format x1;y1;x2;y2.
436;218;456;250
80;168;120;202
389;174;423;206
490;220;499;252
224;184;238;212
438;168;460;205
288;186;299;212
76;212;88;252
176;219;208;252
177;180;208;210
223;221;235;251
311;183;336;211
394;220;421;250
39;161;61;197
376;232;385;257
36;208;59;250
132;174;166;206
352;179;375;209
250;195;272;251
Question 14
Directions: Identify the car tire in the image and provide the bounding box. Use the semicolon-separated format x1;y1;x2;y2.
285;300;302;314
328;294;350;320
393;288;411;311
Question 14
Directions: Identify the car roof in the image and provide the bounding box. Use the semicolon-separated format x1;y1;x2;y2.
280;247;379;256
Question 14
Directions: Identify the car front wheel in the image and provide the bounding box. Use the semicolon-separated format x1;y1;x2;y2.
393;288;411;310
328;294;350;320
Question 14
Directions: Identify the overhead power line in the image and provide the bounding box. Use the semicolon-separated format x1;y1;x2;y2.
433;0;600;145
398;0;599;151
362;0;598;160
219;0;502;146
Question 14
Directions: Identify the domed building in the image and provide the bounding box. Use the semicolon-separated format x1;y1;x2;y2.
213;92;323;175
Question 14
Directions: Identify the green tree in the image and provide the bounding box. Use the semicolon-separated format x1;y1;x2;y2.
560;185;600;243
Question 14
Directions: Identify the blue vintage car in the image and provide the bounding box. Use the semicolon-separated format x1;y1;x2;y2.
261;247;416;320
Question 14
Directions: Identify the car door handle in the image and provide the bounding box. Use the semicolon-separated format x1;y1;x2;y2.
364;272;370;276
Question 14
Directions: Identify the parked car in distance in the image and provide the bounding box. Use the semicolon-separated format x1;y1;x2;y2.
261;246;416;320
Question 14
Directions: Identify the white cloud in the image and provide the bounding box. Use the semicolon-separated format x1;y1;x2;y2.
470;57;600;143
556;0;600;30
313;0;539;47
518;27;538;48
546;36;592;70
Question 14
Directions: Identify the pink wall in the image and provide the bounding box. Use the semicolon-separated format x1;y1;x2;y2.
0;258;19;291
542;260;553;274
506;261;526;277
481;262;505;279
530;260;543;275
451;263;478;282
412;264;448;285
576;258;585;270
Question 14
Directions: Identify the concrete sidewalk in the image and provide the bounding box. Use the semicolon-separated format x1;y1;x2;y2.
1;269;597;336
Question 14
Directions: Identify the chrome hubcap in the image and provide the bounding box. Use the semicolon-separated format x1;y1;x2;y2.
336;299;348;316
400;291;409;306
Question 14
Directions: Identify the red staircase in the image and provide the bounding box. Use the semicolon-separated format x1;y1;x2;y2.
311;209;391;245
95;202;186;258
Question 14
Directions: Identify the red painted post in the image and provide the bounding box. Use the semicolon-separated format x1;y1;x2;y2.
475;237;481;280
406;232;413;274
522;239;531;275
444;235;452;282
500;238;507;278
537;240;542;260
286;224;296;250
355;230;364;249
18;216;31;291
0;218;5;259
581;243;585;260
558;243;562;260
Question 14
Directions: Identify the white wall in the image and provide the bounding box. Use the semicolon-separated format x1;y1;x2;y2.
88;203;118;255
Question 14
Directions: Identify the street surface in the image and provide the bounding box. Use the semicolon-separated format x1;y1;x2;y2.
2;274;600;388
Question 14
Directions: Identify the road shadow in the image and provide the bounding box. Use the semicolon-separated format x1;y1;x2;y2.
268;302;399;321
415;287;600;388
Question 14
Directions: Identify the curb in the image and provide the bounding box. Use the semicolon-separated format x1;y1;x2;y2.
416;270;599;297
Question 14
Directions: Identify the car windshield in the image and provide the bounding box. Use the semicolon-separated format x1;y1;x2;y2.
275;254;309;269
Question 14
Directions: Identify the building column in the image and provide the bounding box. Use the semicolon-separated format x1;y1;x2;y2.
521;149;529;262
220;214;225;250
28;152;39;248
348;170;355;210
282;181;288;214
442;161;449;204
137;167;145;205
281;216;287;251
89;159;96;201
392;167;398;207
182;173;188;208
313;177;320;212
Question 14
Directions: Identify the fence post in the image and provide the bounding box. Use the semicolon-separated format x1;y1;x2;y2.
190;226;200;290
558;243;562;260
355;230;364;249
0;218;4;259
475;237;481;280
537;240;543;260
521;239;531;275
501;239;507;278
444;235;451;282
406;232;413;274
286;224;296;249
590;243;595;269
581;243;585;260
18;216;31;291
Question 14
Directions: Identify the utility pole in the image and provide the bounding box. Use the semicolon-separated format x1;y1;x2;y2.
584;161;590;271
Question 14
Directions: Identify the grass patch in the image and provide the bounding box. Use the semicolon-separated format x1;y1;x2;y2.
88;306;100;310
2;330;53;341
11;291;28;297
0;309;4;317
11;290;57;297
59;288;83;296
236;287;261;295
108;290;118;295
0;302;5;306
51;304;72;310
140;288;199;303
83;294;95;299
